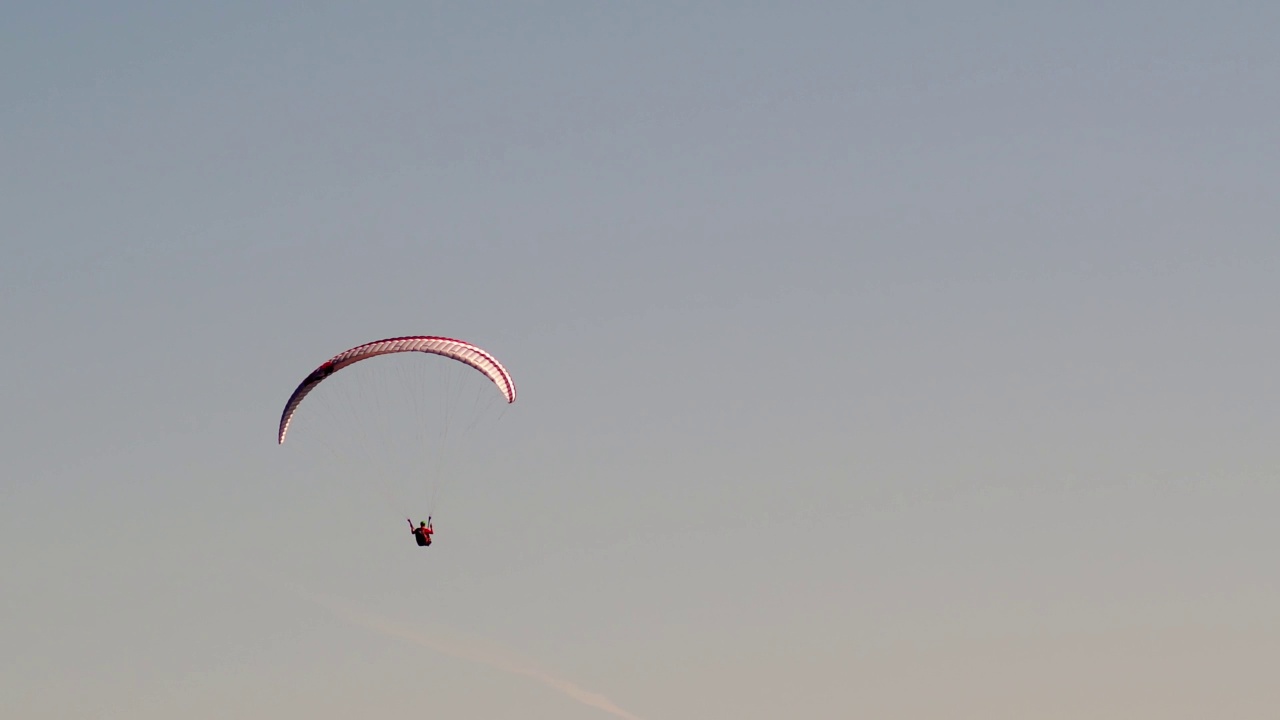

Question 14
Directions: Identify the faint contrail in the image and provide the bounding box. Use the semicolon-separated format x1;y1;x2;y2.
313;594;646;720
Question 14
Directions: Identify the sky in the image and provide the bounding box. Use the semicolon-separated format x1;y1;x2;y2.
3;2;1279;718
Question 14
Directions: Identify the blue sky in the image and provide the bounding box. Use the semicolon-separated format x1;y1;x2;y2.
4;3;1279;718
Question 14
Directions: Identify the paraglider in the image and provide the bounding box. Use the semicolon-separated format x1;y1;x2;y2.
409;517;434;547
277;335;516;542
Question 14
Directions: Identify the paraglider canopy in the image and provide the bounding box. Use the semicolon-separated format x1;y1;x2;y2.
278;335;516;444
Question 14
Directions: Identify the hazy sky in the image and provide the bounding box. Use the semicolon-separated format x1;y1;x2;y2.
4;3;1279;718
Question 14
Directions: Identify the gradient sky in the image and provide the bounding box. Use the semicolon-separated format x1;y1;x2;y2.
4;3;1279;718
